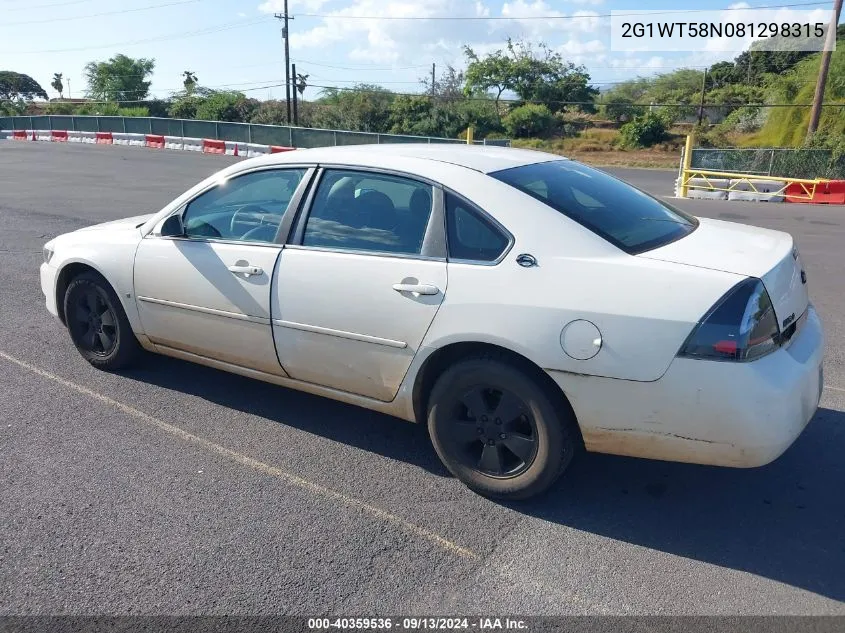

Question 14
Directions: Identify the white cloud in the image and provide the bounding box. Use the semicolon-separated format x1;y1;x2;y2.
497;0;603;37
283;0;496;65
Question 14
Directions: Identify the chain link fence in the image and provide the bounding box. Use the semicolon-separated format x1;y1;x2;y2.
0;115;511;148
690;148;845;180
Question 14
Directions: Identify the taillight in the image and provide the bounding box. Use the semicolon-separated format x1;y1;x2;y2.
679;278;780;362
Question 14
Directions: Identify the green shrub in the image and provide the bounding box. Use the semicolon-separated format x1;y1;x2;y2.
503;104;557;138
619;112;669;148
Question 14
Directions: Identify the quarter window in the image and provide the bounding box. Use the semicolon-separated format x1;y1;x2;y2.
445;193;510;263
301;169;433;256
182;169;306;243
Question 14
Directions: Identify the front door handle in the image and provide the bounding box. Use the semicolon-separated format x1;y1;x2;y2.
392;283;439;295
228;264;263;277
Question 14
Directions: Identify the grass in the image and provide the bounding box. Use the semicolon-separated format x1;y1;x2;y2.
512;128;683;169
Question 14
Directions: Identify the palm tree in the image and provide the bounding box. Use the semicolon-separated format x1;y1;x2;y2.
51;72;64;99
182;71;198;95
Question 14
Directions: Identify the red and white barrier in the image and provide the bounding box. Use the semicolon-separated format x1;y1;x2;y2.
1;128;296;159
202;138;226;154
145;134;165;149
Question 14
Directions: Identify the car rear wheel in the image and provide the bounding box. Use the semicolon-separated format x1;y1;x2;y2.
427;355;577;500
64;271;140;370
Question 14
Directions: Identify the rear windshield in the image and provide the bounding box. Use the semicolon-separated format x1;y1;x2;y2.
490;160;697;254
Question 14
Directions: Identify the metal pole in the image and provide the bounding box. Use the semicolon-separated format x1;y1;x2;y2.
768;149;776;177
431;63;436;97
807;0;843;138
697;67;708;126
275;2;292;123
291;62;299;126
680;134;694;198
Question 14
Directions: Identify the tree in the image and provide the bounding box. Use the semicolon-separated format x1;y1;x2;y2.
0;71;48;101
182;71;197;95
464;39;598;116
619;112;669;148
463;46;513;120
602;96;644;123
195;91;258;122
51;73;64;99
421;64;465;103
503;104;557;138
312;84;395;132
84;54;155;102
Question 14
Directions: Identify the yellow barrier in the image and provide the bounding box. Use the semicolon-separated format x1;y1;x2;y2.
678;136;828;201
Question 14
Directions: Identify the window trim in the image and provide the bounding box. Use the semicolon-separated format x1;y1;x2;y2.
288;165;447;261
149;165;316;247
442;187;514;266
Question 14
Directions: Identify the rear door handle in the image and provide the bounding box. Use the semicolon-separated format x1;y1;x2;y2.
228;264;263;277
392;283;439;295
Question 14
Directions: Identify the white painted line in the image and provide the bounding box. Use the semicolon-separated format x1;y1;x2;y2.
0;350;478;560
824;385;845;393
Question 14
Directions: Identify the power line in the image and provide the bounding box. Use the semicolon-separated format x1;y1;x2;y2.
5;17;270;54
6;0;89;11
291;58;429;71
1;0;199;26
295;1;830;20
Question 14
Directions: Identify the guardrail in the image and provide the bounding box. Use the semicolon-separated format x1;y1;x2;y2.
0;115;511;149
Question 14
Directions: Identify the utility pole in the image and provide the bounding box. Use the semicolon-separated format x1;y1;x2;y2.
274;1;293;123
291;63;299;126
67;77;71;100
807;0;843;138
431;62;436;97
697;67;708;126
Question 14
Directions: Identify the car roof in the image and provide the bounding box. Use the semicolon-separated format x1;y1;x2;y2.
256;143;565;174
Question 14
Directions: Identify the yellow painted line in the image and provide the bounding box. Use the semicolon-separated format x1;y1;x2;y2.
0;350;478;561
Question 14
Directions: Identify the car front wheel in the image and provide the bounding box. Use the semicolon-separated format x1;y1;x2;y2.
427;355;578;500
64;271;140;370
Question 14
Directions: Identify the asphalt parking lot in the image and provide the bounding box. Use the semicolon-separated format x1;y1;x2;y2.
1;142;844;615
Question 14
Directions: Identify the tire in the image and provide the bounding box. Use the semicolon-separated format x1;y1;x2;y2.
63;271;140;370
427;354;577;500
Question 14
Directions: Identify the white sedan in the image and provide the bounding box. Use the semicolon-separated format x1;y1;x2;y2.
40;144;824;499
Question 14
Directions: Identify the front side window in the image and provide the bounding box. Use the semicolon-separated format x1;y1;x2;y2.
445;193;510;262
490;160;697;254
182;168;306;243
301;169;433;256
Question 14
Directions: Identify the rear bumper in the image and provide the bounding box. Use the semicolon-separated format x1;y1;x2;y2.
40;262;59;319
550;305;824;467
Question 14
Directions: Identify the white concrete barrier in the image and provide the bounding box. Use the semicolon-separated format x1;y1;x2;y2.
224;141;244;156
112;132;130;145
246;143;271;158
35;130;52;142
164;135;184;151
0;130;12;140
686;177;729;200
183;137;203;152
727;179;785;203
127;133;146;147
78;131;97;143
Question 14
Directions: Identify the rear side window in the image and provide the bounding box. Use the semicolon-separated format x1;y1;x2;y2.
445;193;510;263
490;160;697;254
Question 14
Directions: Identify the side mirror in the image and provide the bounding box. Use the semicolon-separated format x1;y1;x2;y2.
160;214;184;237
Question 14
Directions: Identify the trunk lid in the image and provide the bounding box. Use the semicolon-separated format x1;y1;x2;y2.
640;217;809;330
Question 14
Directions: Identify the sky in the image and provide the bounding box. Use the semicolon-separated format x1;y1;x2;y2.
1;0;841;103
